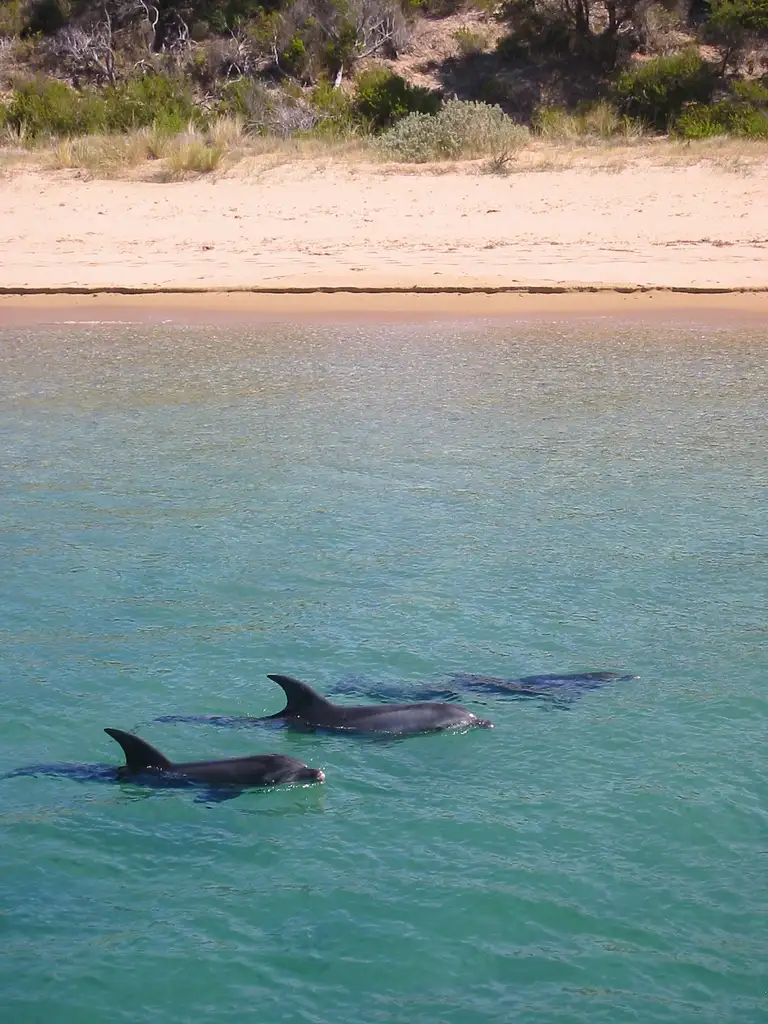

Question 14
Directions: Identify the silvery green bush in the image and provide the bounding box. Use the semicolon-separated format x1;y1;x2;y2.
377;99;529;162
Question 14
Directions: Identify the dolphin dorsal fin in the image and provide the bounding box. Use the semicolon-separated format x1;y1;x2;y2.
266;674;332;716
105;728;172;771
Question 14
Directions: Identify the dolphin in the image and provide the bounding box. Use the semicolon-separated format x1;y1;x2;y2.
257;674;494;735
105;728;325;789
4;729;325;802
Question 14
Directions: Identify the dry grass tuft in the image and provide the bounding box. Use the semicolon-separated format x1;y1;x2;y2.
4;123;768;181
656;135;768;173
533;101;646;143
47;128;170;176
205;116;245;148
43;123;241;179
157;135;226;181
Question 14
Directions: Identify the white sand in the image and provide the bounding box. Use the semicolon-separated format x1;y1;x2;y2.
1;163;767;293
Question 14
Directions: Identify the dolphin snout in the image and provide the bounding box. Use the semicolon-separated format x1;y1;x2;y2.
313;769;326;783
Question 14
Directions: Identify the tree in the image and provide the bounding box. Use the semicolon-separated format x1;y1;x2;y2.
497;0;648;68
706;0;768;70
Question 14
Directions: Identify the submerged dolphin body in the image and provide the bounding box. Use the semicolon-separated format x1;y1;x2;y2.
4;729;325;802
257;674;494;735
328;670;639;706
449;671;639;698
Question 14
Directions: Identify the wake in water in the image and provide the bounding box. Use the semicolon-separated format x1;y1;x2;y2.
2;762;246;803
3;763;118;785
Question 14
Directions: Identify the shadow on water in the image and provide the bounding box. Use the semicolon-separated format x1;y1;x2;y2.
3;763;119;785
151;714;286;729
1;762;323;806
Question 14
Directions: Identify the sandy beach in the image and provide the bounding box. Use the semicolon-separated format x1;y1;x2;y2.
2;159;768;321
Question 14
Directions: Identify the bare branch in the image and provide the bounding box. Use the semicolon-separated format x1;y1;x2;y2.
50;19;117;86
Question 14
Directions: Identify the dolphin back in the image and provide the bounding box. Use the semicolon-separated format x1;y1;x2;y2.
104;728;173;773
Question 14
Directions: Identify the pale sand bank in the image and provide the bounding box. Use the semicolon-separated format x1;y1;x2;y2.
1;162;767;305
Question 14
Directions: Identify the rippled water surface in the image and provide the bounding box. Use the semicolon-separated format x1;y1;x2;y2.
1;318;766;1024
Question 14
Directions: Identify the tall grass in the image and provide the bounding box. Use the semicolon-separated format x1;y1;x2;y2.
45;119;240;177
50;129;166;174
533;101;646;141
7;117;768;181
160;137;226;180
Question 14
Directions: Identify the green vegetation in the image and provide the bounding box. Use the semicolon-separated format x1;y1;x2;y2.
453;26;488;56
674;78;768;137
532;100;644;140
353;66;440;130
1;73;200;138
378;99;529;161
1;0;768;158
615;50;717;131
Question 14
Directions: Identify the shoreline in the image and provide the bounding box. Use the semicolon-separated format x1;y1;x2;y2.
3;288;768;326
2;162;767;318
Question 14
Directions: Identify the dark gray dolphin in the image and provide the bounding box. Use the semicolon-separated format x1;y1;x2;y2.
105;729;325;793
4;730;325;803
258;674;494;735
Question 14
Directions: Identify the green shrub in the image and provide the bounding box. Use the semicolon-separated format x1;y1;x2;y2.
308;77;360;137
281;34;310;79
354;66;440;131
189;19;210;41
615;50;717;131
417;0;462;14
673;104;725;137
732;78;768;104
0;0;24;36
723;105;768;135
704;0;768;71
708;0;768;36
673;72;768;138
322;19;358;78
674;97;768;138
103;74;200;134
378;99;529;162
3;73;202;139
4;77;106;137
217;77;264;120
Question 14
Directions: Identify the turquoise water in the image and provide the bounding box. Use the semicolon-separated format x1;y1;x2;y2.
1;319;766;1024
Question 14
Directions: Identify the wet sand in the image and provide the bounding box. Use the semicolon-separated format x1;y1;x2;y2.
2;288;768;327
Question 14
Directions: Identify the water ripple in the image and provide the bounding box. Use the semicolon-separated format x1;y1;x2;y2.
1;321;766;1023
